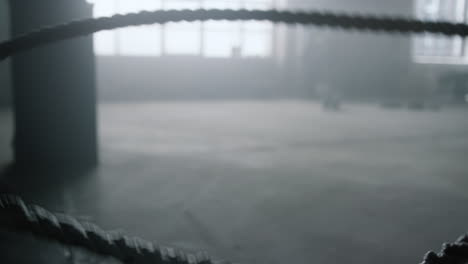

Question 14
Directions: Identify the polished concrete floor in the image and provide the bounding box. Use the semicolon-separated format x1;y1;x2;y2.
1;101;468;264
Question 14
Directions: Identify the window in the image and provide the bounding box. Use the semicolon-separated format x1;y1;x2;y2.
413;0;468;63
86;0;275;58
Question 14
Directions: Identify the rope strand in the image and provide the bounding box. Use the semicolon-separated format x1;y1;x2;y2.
2;8;468;262
1;9;468;60
2;194;468;264
0;194;217;264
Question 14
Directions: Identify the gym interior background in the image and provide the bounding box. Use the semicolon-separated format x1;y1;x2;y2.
0;0;467;263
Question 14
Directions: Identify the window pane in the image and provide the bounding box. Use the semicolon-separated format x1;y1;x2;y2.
94;31;116;55
243;32;272;57
90;0;162;56
203;0;241;9
414;35;463;57
243;21;273;31
117;0;162;13
163;0;202;55
204;21;240;31
242;21;273;57
244;0;273;10
89;0;275;57
165;22;201;55
203;21;241;58
119;25;162;56
438;0;465;22
164;0;200;10
413;0;465;58
92;0;116;16
117;1;163;56
204;31;241;57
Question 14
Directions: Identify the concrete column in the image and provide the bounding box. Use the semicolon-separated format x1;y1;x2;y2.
0;0;11;108
9;0;97;168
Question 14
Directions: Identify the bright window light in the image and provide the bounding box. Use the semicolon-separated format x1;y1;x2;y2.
165;22;201;55
203;0;242;10
86;0;275;58
413;0;468;63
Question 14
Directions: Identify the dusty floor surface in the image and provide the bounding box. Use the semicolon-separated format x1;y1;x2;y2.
1;101;467;264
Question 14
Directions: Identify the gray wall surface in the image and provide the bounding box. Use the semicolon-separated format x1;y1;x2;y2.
96;56;304;101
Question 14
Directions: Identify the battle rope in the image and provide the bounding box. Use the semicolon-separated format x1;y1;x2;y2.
2;8;468;263
1;194;468;264
0;194;217;264
1;9;468;61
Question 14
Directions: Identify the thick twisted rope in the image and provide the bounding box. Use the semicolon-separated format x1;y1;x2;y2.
2;8;468;264
1;9;468;61
2;194;468;264
0;194;219;264
422;235;468;264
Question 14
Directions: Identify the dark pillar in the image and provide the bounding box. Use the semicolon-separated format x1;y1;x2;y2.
0;1;11;108
9;0;97;168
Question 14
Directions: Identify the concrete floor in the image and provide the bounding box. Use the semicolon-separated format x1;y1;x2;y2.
1;101;468;264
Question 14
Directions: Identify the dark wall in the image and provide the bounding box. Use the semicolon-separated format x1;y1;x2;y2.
410;62;468;103
97;56;311;101
292;0;468;102
299;30;411;100
287;0;413;101
0;0;11;107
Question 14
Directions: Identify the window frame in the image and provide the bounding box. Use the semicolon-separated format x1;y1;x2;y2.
88;0;277;58
413;0;468;64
